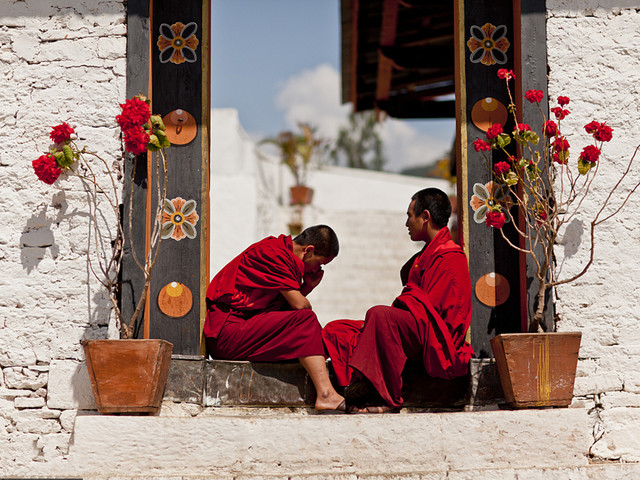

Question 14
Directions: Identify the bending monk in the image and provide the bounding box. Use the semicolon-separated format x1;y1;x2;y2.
204;224;345;413
322;188;474;413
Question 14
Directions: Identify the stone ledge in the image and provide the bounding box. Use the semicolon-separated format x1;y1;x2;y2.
62;408;590;478
164;357;504;409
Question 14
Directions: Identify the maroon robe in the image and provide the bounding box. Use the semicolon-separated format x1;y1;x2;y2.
322;227;474;408
204;235;325;361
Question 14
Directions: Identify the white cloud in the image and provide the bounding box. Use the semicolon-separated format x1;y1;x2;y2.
274;63;455;172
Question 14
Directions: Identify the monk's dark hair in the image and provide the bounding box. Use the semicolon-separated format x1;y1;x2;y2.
411;188;451;228
293;224;339;257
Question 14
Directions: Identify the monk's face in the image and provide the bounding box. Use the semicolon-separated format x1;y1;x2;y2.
406;200;428;242
302;251;334;274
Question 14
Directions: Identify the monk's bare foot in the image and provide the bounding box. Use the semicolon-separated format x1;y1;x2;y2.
315;391;346;412
347;404;398;414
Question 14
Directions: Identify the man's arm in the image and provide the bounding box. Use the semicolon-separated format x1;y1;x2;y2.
280;289;312;310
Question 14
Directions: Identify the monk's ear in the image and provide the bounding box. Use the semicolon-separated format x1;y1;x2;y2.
421;210;431;222
303;245;315;257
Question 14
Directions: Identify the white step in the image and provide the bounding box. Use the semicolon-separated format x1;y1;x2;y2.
59;407;593;478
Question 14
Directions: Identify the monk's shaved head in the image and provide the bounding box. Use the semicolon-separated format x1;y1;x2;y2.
411;188;451;228
294;224;339;258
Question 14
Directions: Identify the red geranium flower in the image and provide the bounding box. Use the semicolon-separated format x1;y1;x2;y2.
552;151;568;165
584;121;600;134
557;96;570;106
123;127;150;155
494;161;511;175
486;123;503;140
553;136;570;152
33;154;62;185
594;124;613;142
473;139;491;152
116;97;151;130
485;210;506;229
513;123;531;133
544;120;558;137
579;145;601;163
497;69;515;80
524;90;544;103
551;107;570;120
50;123;75;144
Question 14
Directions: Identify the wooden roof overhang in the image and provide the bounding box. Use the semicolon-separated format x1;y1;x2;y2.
341;0;455;119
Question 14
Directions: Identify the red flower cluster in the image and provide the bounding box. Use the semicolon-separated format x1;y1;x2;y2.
579;145;601;163
557;96;570;107
33;154;62;185
553;136;570;152
117;96;151;155
551;107;570;120
473;138;491;152
50;122;75;144
494;161;511;175
524;90;544;103
513;123;531;133
486;123;503;140
497;69;515;80
116;97;151;130
544;120;558;137
485;210;506;229
584;121;613;142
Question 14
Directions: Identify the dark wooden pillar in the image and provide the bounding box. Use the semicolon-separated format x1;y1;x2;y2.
455;0;522;357
123;0;210;355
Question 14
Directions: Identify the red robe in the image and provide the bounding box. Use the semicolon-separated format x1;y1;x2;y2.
204;235;325;361
322;227;474;407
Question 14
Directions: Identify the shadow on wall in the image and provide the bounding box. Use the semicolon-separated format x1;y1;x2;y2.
20;194;64;273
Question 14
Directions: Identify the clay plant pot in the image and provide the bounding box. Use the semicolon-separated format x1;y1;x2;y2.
83;339;173;414
289;185;314;205
490;332;581;408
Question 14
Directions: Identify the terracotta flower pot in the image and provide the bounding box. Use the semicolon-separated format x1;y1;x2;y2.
289;185;314;205
83;339;173;414
490;332;581;408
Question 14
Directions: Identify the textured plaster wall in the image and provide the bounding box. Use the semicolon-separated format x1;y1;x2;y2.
547;3;640;462
0;0;126;471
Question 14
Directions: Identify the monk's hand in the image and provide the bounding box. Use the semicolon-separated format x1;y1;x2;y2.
301;268;324;296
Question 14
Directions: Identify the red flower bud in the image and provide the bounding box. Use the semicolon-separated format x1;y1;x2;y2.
49;123;75;144
494;161;511;175
473;139;491;152
497;69;515;80
579;144;601;163
544;120;558;137
593;124;613;142
524;90;544;103
485;211;506;229
557;96;570;106
486;123;503;140
33;154;62;185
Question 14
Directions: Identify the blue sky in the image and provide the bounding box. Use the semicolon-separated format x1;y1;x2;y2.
211;0;455;172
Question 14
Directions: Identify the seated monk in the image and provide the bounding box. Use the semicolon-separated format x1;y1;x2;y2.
322;188;474;413
204;224;345;413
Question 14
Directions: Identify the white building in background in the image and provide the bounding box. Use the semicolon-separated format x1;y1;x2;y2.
209;108;452;324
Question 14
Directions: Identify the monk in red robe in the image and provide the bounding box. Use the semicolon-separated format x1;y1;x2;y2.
204;224;345;412
322;188;474;413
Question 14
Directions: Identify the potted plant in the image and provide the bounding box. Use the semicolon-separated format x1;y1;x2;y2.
261;122;325;206
473;69;640;408
32;95;173;413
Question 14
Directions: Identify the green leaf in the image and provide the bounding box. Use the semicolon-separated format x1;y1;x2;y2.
155;130;171;148
52;150;65;166
147;134;161;152
578;158;594;175
57;145;75;168
505;171;519;185
496;133;511;149
526;131;540;146
149;115;166;130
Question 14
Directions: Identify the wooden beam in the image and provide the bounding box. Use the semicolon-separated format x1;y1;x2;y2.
375;0;400;103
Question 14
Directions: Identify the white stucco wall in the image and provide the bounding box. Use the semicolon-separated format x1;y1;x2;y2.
546;3;640;462
209;109;453;324
0;0;126;470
